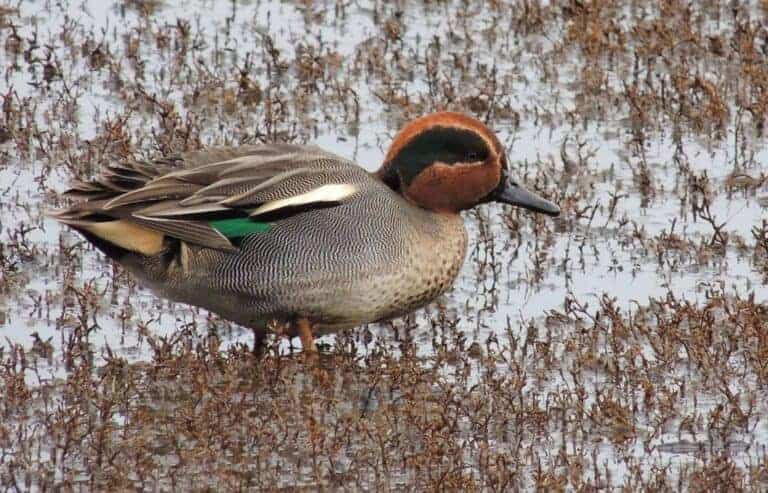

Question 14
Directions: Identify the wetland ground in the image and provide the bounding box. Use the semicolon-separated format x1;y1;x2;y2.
1;0;768;490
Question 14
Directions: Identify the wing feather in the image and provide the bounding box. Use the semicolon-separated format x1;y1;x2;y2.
103;181;201;210
53;143;369;252
130;215;236;251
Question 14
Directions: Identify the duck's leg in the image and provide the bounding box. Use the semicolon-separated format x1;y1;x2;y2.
296;318;317;353
252;329;267;357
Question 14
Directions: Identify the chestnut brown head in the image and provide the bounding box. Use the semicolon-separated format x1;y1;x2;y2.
377;112;560;216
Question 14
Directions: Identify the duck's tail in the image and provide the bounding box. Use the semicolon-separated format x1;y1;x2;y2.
48;158;179;258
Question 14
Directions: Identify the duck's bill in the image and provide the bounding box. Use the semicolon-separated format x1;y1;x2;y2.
494;176;561;216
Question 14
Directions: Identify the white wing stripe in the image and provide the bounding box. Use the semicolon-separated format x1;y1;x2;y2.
249;184;357;217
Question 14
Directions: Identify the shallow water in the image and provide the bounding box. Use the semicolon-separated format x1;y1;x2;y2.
1;0;768;489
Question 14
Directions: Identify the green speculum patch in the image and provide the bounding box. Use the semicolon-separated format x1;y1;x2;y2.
209;217;271;238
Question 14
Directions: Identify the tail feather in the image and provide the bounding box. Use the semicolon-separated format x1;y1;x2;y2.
63;158;175;199
52;158;178;256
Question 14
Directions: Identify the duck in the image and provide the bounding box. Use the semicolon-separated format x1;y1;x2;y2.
51;112;560;353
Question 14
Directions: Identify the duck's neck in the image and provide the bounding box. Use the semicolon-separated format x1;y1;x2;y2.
374;166;400;192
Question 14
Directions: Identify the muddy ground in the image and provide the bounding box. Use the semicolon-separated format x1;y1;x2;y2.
1;0;768;490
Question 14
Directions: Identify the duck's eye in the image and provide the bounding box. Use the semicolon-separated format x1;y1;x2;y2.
465;151;482;161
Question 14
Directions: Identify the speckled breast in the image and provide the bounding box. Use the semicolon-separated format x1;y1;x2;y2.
358;212;468;327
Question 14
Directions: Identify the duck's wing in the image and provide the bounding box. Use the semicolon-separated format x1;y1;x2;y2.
52;144;369;253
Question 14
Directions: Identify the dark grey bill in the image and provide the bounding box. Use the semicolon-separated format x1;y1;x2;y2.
493;175;560;216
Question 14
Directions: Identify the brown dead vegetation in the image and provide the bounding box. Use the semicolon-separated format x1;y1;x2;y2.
1;0;767;490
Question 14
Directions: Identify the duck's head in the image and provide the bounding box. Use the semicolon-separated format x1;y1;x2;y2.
377;112;560;216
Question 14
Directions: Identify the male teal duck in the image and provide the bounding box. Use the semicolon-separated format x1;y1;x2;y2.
52;112;560;352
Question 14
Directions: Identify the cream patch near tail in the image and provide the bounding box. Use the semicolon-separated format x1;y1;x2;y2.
76;220;164;256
